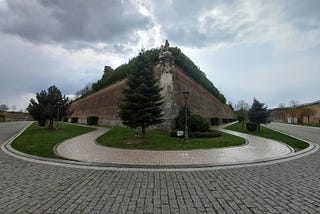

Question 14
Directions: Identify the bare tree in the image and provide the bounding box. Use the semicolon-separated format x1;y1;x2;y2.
234;100;250;128
307;108;316;124
288;100;299;123
0;104;9;112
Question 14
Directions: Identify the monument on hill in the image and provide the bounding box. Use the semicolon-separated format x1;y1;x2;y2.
70;41;234;130
158;40;176;130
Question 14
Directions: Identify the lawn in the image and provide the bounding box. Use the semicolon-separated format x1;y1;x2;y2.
11;122;95;158
96;126;246;150
226;122;309;150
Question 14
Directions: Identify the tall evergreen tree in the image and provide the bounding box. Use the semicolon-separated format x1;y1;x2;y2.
27;85;70;129
119;50;164;137
248;98;269;131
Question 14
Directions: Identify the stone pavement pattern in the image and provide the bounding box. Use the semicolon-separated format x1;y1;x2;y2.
1;122;320;213
55;126;293;166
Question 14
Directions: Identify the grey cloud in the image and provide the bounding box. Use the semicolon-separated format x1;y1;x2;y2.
151;0;248;47
0;0;152;47
151;0;320;48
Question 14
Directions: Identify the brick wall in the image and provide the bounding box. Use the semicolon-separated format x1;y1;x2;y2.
70;64;234;129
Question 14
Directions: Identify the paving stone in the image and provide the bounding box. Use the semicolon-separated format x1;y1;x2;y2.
1;122;320;213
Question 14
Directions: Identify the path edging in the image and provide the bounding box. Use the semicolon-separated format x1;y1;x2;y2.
1;122;318;171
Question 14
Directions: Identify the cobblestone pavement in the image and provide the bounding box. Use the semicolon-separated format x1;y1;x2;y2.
1;122;320;213
55;126;293;166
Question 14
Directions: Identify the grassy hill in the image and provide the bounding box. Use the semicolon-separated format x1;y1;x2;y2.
78;47;226;104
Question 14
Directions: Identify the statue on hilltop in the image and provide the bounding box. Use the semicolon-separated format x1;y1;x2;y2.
159;40;174;73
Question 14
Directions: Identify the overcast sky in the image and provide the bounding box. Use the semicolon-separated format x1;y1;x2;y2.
0;0;319;111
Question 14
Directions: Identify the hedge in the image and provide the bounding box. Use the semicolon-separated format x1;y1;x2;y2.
87;116;99;125
246;122;257;132
71;117;78;123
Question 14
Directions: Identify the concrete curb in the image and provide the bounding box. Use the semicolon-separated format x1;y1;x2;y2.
1;122;319;171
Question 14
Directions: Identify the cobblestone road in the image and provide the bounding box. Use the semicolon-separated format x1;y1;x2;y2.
1;122;320;213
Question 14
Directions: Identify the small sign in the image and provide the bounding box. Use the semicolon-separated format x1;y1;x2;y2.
177;131;184;137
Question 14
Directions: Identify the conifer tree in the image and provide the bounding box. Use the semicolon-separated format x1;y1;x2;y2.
119;50;164;137
27;85;70;129
248;98;269;131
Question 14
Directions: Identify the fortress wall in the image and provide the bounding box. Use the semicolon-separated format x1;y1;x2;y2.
70;64;234;129
172;66;234;120
70;79;126;126
307;103;320;124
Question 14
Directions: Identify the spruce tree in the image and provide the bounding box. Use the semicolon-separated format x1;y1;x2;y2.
248;98;269;131
27;85;70;129
119;50;164;137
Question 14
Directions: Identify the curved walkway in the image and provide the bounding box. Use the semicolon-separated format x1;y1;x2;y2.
54;125;295;167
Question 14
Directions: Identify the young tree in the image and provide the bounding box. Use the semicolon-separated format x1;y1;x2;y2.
119;50;164;137
248;98;269;131
234;100;249;128
27;85;70;129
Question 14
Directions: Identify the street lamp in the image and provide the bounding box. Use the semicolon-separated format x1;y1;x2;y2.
182;88;190;143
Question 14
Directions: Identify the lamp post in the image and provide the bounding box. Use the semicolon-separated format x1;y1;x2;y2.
182;88;190;143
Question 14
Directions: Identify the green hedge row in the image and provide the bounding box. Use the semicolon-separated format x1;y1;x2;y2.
87;116;99;125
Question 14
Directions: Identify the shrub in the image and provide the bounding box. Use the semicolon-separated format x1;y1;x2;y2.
188;114;210;132
63;117;68;122
222;118;229;123
87;116;99;125
238;116;245;122
175;107;191;130
0;113;6;122
210;118;220;126
71;117;78;123
190;130;221;138
38;118;46;127
246;122;257;132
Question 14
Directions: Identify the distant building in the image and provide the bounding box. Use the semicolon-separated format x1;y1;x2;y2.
270;100;320;125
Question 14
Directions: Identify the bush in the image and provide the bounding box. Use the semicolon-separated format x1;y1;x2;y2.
238;116;245;122
63;117;68;122
0;113;6;122
87;116;99;125
188;114;210;132
246;122;257;132
222;118;229;123
190;130;221;138
71;117;78;123
210;118;220;126
38;118;46;127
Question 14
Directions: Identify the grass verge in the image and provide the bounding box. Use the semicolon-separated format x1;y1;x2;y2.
226;122;309;150
97;127;246;150
11;122;95;158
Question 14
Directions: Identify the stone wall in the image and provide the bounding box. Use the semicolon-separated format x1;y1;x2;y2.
70;80;126;126
173;66;233;119
270;101;320;125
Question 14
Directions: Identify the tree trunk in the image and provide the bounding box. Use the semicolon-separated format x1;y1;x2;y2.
48;118;54;130
141;126;146;138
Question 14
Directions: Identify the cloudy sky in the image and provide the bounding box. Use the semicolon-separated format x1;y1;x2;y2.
0;0;319;111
